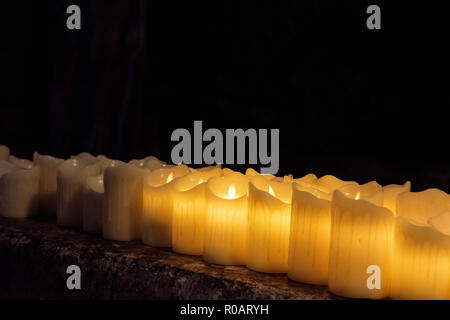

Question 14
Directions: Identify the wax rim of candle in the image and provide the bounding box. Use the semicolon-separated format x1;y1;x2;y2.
173;169;221;192
249;176;292;204
0;160;20;176
317;174;358;190
144;164;190;187
245;167;275;180
59;158;100;175
207;172;248;199
33;151;64;164
338;180;383;203
293;181;332;201
428;211;450;235
383;181;411;191
9;155;34;169
332;190;393;218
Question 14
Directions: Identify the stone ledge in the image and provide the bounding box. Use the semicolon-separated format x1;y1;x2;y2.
0;217;337;300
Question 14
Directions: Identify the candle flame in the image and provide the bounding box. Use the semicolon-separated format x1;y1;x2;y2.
166;173;174;183
269;185;275;197
228;184;236;199
198;179;204;184
355;191;361;200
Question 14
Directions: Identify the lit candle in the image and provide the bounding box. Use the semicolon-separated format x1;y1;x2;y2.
143;156;167;171
338;181;384;206
71;152;97;161
222;167;234;175
328;190;394;299
142;164;190;247
203;172;249;265
33;152;64;214
382;181;411;215
0;145;10;160
57;158;102;227
293;173;318;184
288;183;332;285
247;175;292;273
0;160;40;218
103;163;150;241
9;155;33;169
396;188;450;225
82;174;104;234
172;168;222;255
391;214;450;299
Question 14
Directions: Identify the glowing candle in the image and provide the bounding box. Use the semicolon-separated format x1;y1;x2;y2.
9;155;33;169
328;190;394;299
247;176;292;273
293;173;318;184
57;158;102;227
203;172;249;265
71;152;97;161
82;174;104;234
143;156;167;171
338;181;384;206
0;160;40;218
222;168;234;175
382;181;411;215
103;164;149;241
396;188;450;225
172;168;222;255
33;152;64;214
391;214;450;299
0;145;10;160
288;183;332;285
142;164;190;247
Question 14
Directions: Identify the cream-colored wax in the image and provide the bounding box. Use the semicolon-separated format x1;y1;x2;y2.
316;175;357;190
33;152;64;214
82;174;104;234
247;176;292;273
391;215;450;299
396;188;450;225
203;172;249;265
382;181;411;215
338;181;384;206
9;155;33;169
245;167;275;180
142;164;190;247
0;160;40;218
57;158;101;227
328;190;394;299
288;184;332;285
97;155;125;171
0;145;10;160
172;168;222;255
103;163;149;241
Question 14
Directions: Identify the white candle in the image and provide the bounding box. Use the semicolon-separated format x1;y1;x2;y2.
0;160;40;218
97;155;125;171
0;145;10;160
328;190;394;299
247;175;292;273
82;174;104;234
338;181;384;206
142;164;190;247
245;167;275;180
103;163;150;241
316;175;357;190
171;168;222;255
57;158;102;227
203;172;249;265
33;152;64;214
288;183;332;285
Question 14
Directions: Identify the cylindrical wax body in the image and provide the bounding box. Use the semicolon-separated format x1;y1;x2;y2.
328;190;394;299
203;172;249;265
83;174;104;234
103;164;149;241
0;161;40;218
247;176;292;273
57;158;101;227
33;152;64;214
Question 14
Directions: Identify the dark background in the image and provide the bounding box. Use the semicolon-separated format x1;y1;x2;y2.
1;0;449;191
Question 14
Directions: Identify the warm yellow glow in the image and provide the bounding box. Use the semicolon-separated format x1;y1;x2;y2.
166;172;174;183
269;185;275;197
355;191;360;200
228;184;236;199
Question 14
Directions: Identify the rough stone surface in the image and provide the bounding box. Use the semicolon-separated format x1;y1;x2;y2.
0;216;337;300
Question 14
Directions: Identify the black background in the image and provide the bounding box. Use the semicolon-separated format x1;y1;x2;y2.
2;0;449;191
